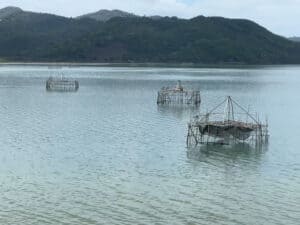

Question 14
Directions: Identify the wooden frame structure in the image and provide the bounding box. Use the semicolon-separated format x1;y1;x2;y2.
46;76;79;92
187;96;269;147
157;81;201;105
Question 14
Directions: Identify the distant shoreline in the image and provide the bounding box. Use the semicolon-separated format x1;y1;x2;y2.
1;62;300;69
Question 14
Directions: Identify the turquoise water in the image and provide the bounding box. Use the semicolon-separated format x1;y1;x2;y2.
0;65;299;224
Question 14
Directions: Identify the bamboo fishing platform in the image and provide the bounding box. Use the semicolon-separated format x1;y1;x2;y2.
46;76;79;92
187;96;269;147
157;81;201;105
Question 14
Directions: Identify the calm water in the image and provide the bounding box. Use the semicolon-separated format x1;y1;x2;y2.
0;65;299;225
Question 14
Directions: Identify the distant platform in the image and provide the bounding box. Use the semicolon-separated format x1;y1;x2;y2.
46;77;79;92
157;81;201;105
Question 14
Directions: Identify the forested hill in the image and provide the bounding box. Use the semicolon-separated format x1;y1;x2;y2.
0;7;300;64
289;37;300;42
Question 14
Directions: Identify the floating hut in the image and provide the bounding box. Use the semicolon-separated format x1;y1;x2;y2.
187;96;269;147
46;76;79;92
157;81;201;105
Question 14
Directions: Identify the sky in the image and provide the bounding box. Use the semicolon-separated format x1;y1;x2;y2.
0;0;299;37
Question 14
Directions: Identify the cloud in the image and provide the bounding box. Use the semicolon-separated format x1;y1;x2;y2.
0;0;299;36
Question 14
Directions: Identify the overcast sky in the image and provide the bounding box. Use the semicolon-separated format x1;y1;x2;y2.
0;0;299;37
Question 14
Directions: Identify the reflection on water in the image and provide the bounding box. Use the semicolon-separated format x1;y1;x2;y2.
157;105;200;120
187;143;269;164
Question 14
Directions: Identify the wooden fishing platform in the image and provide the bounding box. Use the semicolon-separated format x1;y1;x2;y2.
46;76;79;92
187;96;269;147
157;81;201;105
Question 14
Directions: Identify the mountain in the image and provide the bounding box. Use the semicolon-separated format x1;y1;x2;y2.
149;15;164;20
0;6;22;19
77;9;137;22
0;7;300;64
289;37;300;42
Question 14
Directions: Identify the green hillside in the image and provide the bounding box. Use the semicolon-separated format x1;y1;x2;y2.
0;7;299;64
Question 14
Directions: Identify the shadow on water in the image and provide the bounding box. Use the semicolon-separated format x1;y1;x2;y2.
157;105;200;120
187;143;269;166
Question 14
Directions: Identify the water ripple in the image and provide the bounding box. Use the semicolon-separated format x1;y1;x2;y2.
0;66;300;224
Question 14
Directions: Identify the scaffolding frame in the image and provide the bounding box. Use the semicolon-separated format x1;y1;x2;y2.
46;76;79;92
187;96;269;147
157;81;201;105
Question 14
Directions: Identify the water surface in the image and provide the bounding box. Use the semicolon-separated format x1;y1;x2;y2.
0;65;299;225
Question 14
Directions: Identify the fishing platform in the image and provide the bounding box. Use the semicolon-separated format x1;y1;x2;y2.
187;96;269;147
157;81;201;105
46;76;79;92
